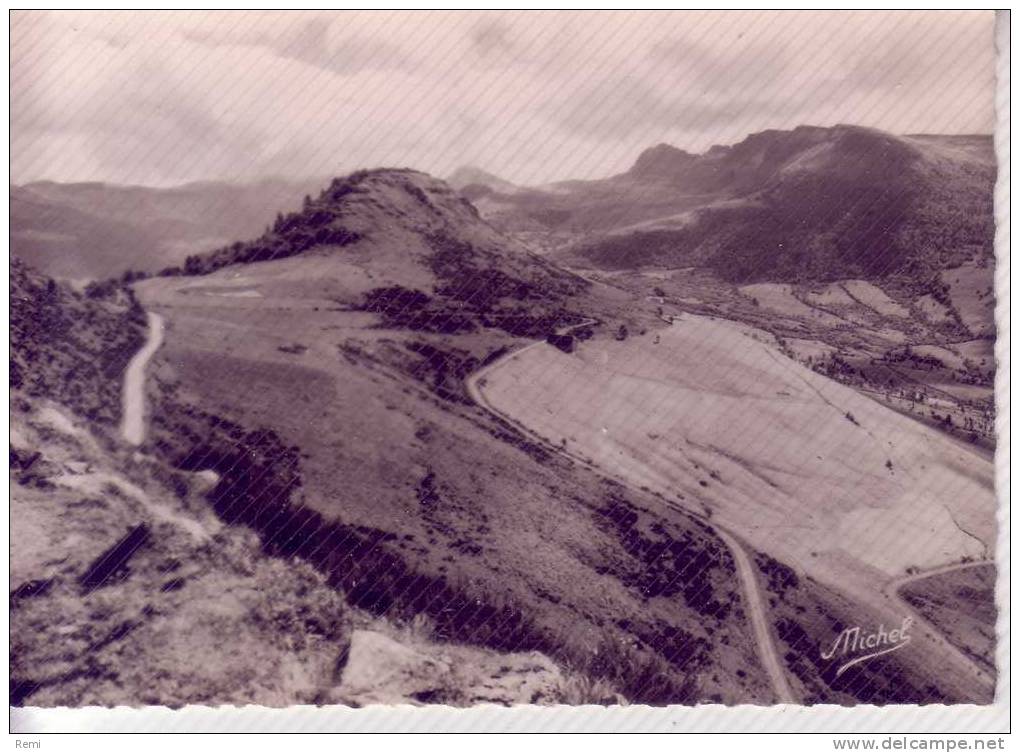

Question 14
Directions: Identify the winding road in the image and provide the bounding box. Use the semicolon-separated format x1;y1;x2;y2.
466;330;797;704
881;560;997;685
121;311;165;446
119;300;987;703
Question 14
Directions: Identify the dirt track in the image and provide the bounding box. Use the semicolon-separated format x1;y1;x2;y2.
120;311;165;445
466;332;797;704
468;313;998;703
882;560;997;687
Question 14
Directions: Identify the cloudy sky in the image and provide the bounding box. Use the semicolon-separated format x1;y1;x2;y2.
11;10;999;187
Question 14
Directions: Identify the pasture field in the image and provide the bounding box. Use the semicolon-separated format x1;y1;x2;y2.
478;312;996;700
585;267;996;450
480;314;994;583
133;265;776;705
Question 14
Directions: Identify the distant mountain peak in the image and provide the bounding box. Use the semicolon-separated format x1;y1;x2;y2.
447;166;518;195
628;144;696;180
625;124;924;188
568;124;993;285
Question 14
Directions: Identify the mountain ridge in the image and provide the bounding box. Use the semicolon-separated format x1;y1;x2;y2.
449;125;993;288
11;177;324;280
160;167;592;338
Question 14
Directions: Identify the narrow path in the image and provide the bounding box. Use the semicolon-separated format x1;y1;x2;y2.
881;559;997;686
467;319;596;402
465;332;797;704
121;311;165;446
888;559;994;591
713;527;797;703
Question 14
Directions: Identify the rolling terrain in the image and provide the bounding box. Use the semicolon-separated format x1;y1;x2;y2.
11;178;321;281
9;252;665;707
126;169;783;705
447;127;997;702
462;126;996;453
475;310;995;702
470;126;994;286
10;124;999;706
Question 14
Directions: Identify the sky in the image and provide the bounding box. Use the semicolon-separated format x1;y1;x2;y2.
10;10;1000;188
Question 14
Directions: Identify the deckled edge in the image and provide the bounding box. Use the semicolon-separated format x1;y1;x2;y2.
991;5;1011;717
9;10;1012;735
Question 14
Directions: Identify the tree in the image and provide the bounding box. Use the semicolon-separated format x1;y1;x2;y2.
615;324;629;341
184;255;204;275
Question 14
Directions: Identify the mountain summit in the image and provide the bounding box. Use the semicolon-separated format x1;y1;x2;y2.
164;168;589;338
627;143;698;182
447;166;519;195
562;125;995;284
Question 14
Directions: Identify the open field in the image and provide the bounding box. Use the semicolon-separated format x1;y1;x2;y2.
580;267;996;451
739;283;848;328
476;311;996;700
479;313;994;579
131;262;778;705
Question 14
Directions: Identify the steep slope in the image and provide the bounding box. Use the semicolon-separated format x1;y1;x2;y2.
9;257;614;708
162;169;593;337
9;262;354;707
476;313;995;702
10;256;146;426
130;168;783;705
566;126;995;285
10;401;352;707
10;178;321;280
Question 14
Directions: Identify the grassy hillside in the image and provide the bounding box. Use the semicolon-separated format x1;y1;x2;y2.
461;127;993;300
477;313;995;702
130;167;781;704
8;260;353;707
9;251;627;708
161;169;593;338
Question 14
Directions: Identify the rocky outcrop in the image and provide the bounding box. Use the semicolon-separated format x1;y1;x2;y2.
334;629;577;706
10;401;351;707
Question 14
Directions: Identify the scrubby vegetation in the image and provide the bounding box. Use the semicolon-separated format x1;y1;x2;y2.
157;172;372;278
9;399;353;707
596;496;735;620
899;565;996;673
753;552;953;704
424;232;588;338
10;257;146;425
358;286;477;334
351;233;588;338
402;342;480;403
149;390;730;704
